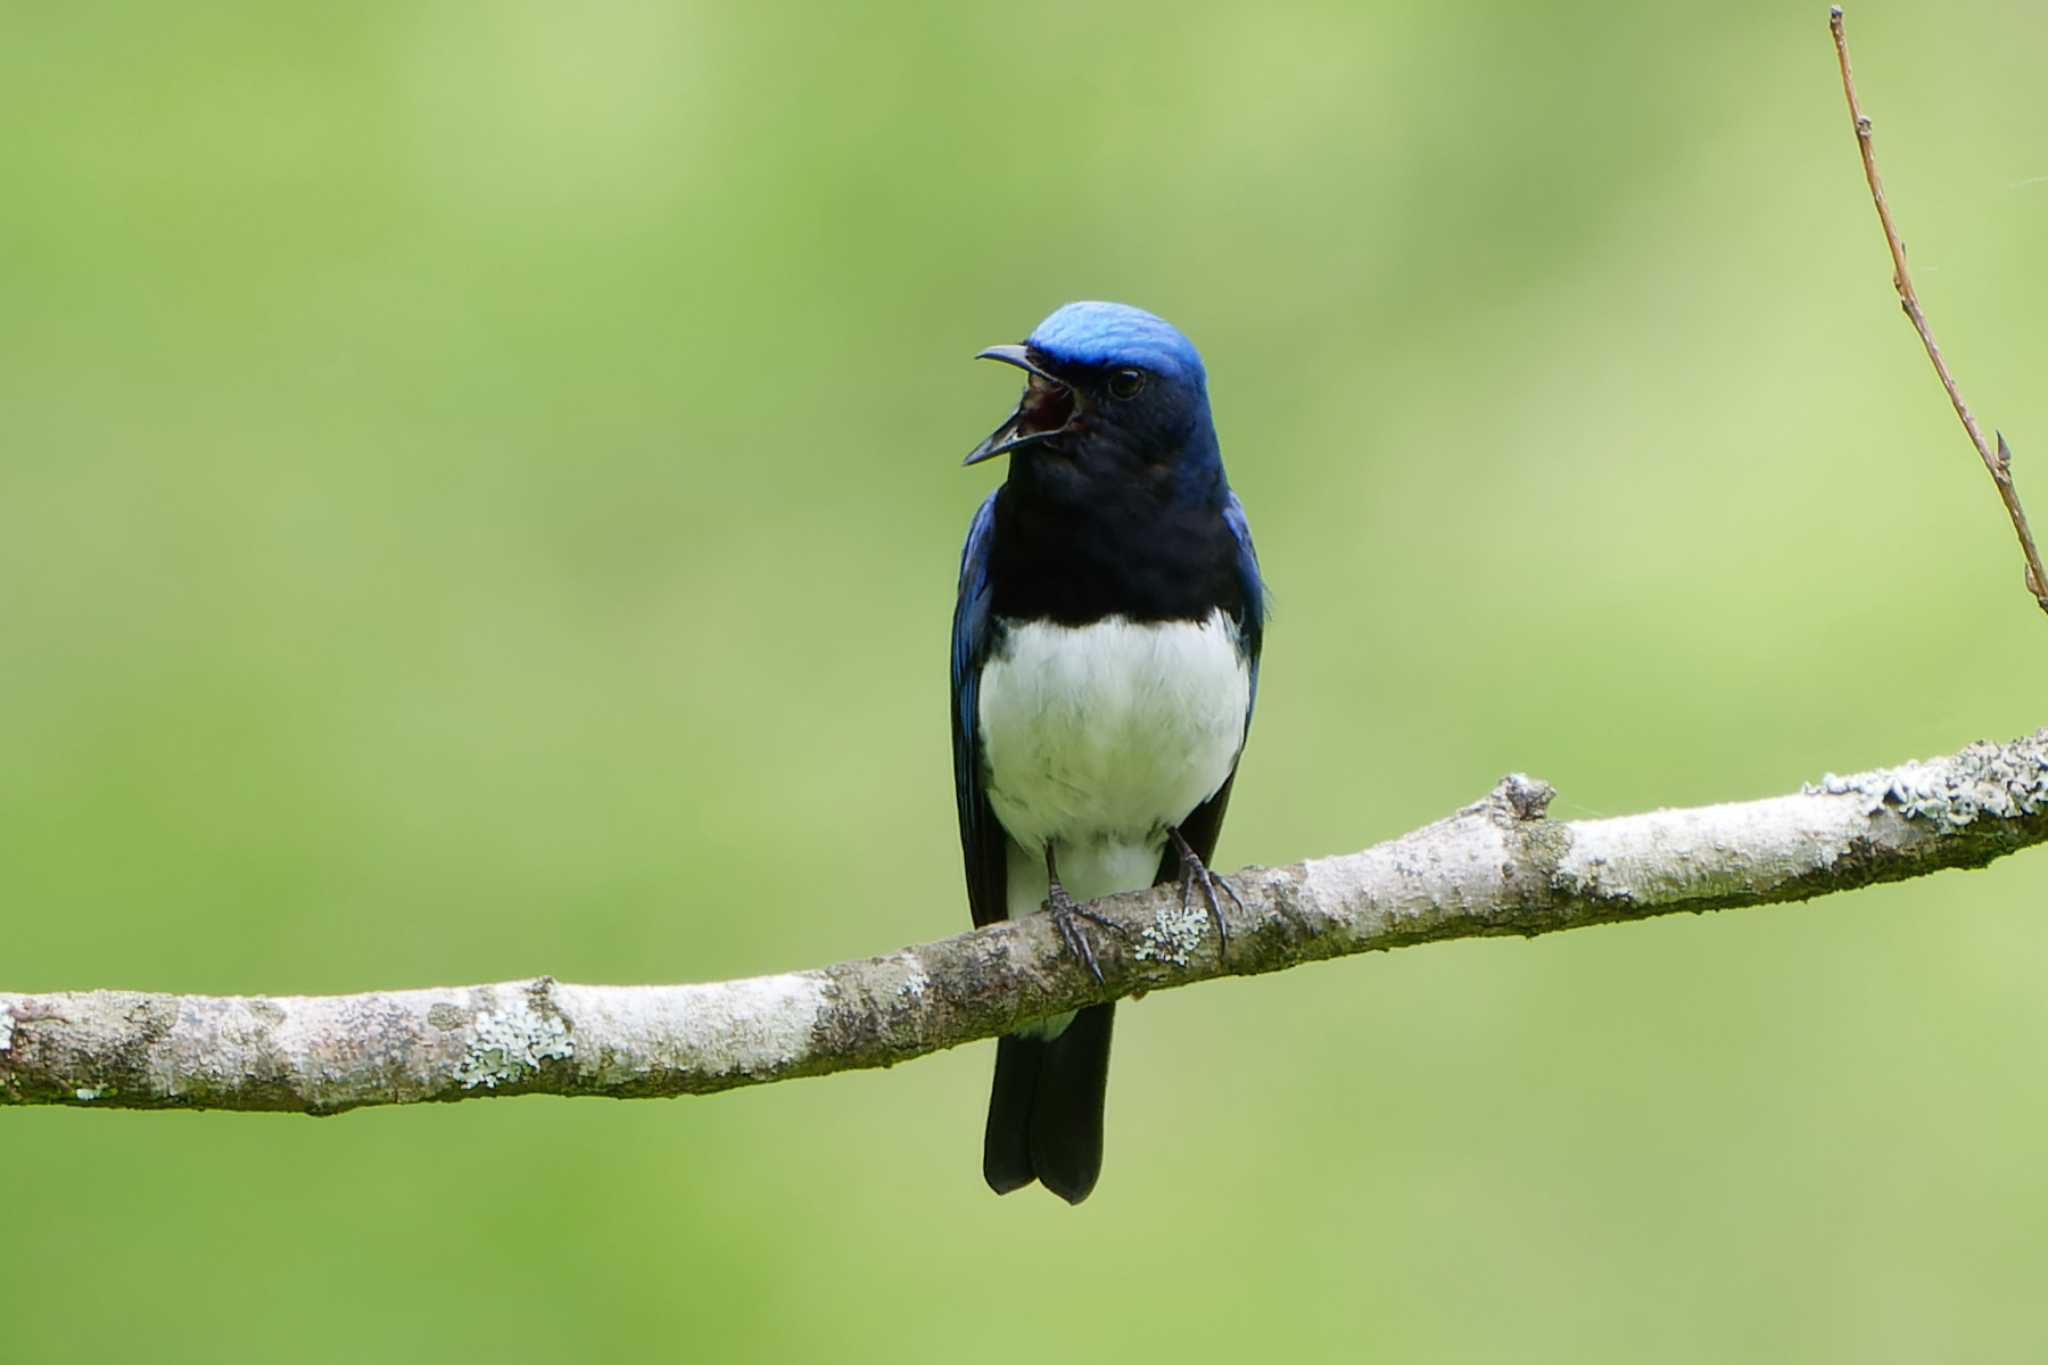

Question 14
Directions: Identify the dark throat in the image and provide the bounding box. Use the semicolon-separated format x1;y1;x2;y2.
987;444;1244;627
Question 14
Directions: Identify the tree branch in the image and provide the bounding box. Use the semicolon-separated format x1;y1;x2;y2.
1829;6;2048;613
6;732;2047;1114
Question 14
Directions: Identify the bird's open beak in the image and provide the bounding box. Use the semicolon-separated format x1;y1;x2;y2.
963;345;1079;466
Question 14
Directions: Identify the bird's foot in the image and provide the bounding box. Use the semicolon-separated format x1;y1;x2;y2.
1168;826;1243;961
1045;878;1128;986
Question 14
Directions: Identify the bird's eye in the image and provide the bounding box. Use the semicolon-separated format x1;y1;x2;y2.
1107;368;1147;400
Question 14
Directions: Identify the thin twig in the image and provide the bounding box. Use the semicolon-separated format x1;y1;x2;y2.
1828;6;2048;613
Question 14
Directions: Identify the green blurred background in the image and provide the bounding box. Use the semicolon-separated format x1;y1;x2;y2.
4;2;2045;1359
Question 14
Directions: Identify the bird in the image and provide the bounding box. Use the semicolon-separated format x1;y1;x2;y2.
950;300;1265;1204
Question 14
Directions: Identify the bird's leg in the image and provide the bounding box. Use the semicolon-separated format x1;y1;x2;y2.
1043;845;1128;986
1167;827;1243;961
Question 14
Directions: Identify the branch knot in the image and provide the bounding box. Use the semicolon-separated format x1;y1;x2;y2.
1491;772;1556;824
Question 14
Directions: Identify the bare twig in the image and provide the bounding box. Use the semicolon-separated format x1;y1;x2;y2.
1829;6;2048;613
6;732;2048;1114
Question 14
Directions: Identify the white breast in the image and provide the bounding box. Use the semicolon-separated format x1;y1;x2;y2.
977;608;1250;912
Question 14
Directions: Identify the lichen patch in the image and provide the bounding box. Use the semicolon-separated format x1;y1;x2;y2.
1810;733;2048;833
455;1000;574;1090
1135;904;1211;967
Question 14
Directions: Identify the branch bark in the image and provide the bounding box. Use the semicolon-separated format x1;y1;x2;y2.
5;732;2047;1115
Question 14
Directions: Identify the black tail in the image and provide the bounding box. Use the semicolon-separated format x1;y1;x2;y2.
982;1003;1115;1204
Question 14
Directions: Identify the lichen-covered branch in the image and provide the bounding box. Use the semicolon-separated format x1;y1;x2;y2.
5;732;2047;1115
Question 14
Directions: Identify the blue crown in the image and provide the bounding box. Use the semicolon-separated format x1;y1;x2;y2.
1028;301;1206;389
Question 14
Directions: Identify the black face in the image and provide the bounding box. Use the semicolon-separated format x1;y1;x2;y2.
963;344;1179;468
1048;360;1197;475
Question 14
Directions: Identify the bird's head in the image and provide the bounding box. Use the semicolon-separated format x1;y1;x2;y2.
963;302;1215;481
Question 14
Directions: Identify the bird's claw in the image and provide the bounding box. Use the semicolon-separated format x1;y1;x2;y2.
1169;827;1241;961
1045;881;1127;986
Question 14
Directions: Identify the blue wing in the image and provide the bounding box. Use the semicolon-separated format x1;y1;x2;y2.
951;490;1009;928
1223;491;1266;715
1157;490;1266;881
